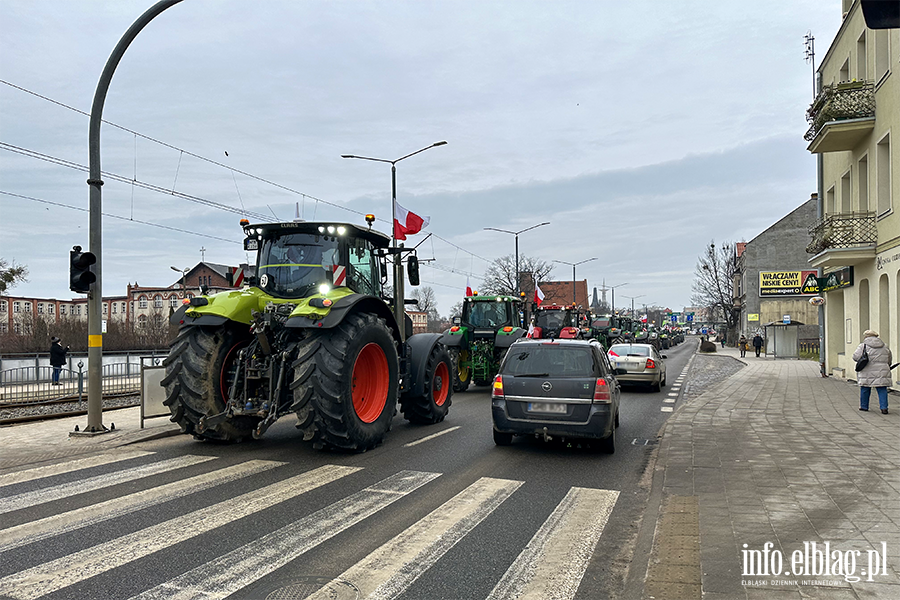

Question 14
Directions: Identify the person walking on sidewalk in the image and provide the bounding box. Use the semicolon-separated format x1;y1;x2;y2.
752;333;763;357
49;336;69;385
738;334;748;358
852;330;893;414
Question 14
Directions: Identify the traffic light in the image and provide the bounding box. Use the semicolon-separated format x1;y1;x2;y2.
69;245;96;293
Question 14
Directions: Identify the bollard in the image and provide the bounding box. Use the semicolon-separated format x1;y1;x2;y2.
78;361;85;402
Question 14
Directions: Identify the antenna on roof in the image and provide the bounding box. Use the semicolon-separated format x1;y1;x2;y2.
293;202;304;222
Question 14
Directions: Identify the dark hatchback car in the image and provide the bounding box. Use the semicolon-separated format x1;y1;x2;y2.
491;339;622;453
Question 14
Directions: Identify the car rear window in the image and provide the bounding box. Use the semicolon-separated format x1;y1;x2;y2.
609;345;651;357
502;346;595;377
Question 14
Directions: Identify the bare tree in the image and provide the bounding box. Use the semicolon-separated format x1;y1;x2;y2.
410;286;438;313
691;241;740;340
449;301;463;319
481;254;553;296
0;258;28;293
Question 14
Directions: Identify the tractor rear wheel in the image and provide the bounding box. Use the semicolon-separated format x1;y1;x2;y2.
449;347;471;392
162;325;257;442
400;343;453;424
290;312;399;451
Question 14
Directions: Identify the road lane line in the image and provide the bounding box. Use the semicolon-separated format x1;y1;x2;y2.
0;450;155;487
129;470;441;600
0;459;284;552
486;487;619;600
306;476;523;600
0;455;216;515
664;398;675;403
660;407;674;412
404;426;462;447
0;464;362;600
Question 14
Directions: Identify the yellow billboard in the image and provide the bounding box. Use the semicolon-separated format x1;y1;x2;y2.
759;270;818;296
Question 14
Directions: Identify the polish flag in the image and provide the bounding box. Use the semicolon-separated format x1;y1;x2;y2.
534;283;545;307
393;200;429;241
465;277;473;297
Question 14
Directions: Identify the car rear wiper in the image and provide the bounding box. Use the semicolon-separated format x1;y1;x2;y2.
515;372;550;377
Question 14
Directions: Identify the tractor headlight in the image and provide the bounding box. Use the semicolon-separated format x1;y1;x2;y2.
319;283;331;295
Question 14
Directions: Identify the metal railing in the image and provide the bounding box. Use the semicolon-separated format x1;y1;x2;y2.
0;360;157;405
804;80;876;142
806;211;877;255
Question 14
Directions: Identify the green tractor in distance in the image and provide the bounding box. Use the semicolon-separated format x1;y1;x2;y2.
441;294;526;390
589;314;631;348
163;216;453;452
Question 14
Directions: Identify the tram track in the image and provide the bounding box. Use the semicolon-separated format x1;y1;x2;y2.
0;394;143;426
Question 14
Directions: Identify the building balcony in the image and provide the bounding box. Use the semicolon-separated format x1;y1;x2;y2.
805;81;876;153
806;211;877;268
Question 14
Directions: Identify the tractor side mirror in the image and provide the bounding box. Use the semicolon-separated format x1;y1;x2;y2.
453;316;461;325
407;255;420;286
243;237;259;251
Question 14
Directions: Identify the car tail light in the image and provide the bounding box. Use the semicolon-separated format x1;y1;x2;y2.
492;375;504;398
645;358;656;369
593;378;611;403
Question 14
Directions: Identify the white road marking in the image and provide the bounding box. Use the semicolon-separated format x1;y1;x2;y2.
486;487;619;600
0;454;216;515
129;470;441;600
306;476;522;600
667;393;678;397
660;407;674;412
0;459;284;553
664;398;675;403
0;464;362;600
0;450;154;487
404;426;462;447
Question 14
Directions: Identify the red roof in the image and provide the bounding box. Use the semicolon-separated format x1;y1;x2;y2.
537;280;589;308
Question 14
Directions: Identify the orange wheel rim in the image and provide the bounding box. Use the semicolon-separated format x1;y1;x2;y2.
432;360;449;406
352;343;390;423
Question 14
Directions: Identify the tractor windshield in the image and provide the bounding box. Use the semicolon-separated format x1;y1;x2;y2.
464;301;513;329
535;309;570;332
257;233;339;298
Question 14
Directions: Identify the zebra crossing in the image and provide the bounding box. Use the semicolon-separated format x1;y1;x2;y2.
0;451;620;600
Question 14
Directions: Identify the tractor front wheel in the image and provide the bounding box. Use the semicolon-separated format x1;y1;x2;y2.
161;325;257;442
290;312;399;451
400;343;453;424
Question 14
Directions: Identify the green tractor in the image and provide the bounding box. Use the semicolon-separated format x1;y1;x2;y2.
162;217;453;451
589;314;631;348
441;294;526;389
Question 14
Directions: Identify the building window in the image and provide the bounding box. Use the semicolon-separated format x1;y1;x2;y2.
139;297;148;309
169;296;180;308
14;323;20;334
13;302;20;313
38;304;44;314
874;30;889;83
154;295;163;308
0;323;6;334
48;304;55;315
825;185;836;214
856;31;867;81
0;301;6;313
24;302;31;311
858;155;869;212
838;57;849;84
60;305;67;315
112;303;117;314
840;169;851;213
877;133;891;216
138;314;148;328
75;305;81;315
103;303;108;314
121;302;126;314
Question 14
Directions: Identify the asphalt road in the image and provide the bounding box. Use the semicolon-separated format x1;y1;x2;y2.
0;339;697;600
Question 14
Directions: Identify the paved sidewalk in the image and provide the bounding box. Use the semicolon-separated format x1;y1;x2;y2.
643;346;900;599
0;406;180;470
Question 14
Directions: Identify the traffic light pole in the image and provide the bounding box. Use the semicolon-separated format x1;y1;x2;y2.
82;0;184;434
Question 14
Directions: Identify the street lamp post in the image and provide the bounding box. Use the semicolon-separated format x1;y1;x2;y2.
552;257;597;305
170;266;189;296
484;222;550;297
622;294;645;321
341;141;447;340
607;282;628;315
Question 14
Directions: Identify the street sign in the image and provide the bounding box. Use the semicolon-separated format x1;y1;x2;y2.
686;314;694;322
783;315;791;324
701;327;708;334
671;315;677;323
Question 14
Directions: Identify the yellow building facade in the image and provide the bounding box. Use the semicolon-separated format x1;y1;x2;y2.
806;1;898;384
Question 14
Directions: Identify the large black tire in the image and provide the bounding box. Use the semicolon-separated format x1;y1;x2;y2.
290;312;399;451
400;343;453;424
161;325;257;441
448;347;471;392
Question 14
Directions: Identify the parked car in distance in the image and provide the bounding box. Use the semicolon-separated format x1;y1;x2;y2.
491;338;622;452
607;343;667;392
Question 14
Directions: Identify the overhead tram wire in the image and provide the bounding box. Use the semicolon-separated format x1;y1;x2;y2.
1;79;492;267
0;190;240;244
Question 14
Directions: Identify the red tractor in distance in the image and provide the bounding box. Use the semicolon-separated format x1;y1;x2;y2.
527;304;583;339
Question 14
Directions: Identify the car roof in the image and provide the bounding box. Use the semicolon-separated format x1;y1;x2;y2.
511;338;594;348
608;342;655;349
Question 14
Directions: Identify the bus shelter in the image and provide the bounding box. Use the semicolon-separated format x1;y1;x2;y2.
763;322;803;359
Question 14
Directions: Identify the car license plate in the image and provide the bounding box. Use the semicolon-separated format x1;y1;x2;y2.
527;402;566;414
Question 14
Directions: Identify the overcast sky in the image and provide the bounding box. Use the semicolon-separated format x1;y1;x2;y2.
0;0;841;317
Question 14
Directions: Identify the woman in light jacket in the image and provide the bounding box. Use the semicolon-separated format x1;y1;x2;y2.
852;330;894;414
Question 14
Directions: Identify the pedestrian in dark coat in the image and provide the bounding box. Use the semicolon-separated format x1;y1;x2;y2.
752;333;763;357
738;335;748;358
852;330;894;414
49;336;69;385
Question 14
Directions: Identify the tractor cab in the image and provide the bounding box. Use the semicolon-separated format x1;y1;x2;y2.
461;296;517;339
529;305;580;339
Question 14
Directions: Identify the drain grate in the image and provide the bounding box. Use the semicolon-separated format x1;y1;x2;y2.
265;576;359;600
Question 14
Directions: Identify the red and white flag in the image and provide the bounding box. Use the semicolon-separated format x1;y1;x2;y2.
534;283;545;307
393;200;429;241
465;277;473;297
